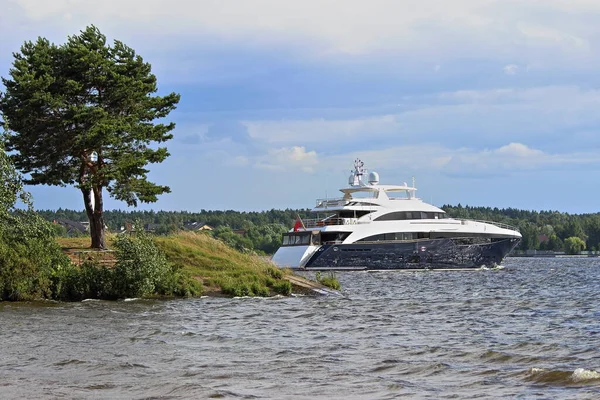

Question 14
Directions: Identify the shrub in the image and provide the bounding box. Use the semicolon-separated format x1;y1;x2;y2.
316;271;341;290
154;266;203;297
267;266;283;279
271;279;292;295
0;214;71;301
112;230;172;298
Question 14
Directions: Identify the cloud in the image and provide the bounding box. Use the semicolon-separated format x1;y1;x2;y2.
440;142;600;178
4;0;600;64
495;142;543;157
255;146;319;173
503;64;519;75
243;114;401;144
238;85;600;153
226;140;598;180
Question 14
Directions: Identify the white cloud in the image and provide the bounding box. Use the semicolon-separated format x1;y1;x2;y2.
495;142;543;158
503;64;519;75
243;114;400;144
256;146;319;173
333;142;598;178
240;85;600;148
4;0;600;64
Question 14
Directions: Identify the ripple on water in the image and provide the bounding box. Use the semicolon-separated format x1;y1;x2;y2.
2;258;600;399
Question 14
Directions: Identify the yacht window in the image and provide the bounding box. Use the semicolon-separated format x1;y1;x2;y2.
374;211;448;221
339;210;371;218
321;232;350;244
281;232;313;246
358;232;421;242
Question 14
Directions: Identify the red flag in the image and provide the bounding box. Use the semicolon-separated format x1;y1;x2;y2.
293;216;305;232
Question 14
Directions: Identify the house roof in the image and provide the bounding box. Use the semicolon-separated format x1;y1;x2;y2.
183;221;212;230
55;218;87;233
144;223;161;231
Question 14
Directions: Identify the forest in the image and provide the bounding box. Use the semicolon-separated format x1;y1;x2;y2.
38;205;600;255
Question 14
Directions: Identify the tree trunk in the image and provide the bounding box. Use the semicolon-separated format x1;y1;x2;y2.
82;186;106;249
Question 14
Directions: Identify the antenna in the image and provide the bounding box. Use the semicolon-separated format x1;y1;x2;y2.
351;158;366;186
412;176;416;188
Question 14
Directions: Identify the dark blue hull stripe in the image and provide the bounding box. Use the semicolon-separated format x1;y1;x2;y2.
303;238;520;270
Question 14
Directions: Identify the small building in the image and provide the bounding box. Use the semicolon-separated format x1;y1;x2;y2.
54;219;88;236
144;223;162;233
183;221;213;232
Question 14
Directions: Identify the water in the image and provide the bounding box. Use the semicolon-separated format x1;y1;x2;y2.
1;258;600;399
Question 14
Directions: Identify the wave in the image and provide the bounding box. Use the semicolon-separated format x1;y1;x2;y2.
525;367;600;385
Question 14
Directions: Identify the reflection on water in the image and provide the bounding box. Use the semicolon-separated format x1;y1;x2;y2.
1;258;600;399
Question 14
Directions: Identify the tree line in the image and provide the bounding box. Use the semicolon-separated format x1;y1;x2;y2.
38;205;600;254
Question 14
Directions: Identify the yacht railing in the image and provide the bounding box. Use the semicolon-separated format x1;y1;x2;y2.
303;217;359;228
460;219;519;232
315;198;346;208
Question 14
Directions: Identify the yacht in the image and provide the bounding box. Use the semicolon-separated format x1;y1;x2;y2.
272;159;521;270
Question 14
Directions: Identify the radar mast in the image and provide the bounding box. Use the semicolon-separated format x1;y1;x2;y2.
350;159;366;187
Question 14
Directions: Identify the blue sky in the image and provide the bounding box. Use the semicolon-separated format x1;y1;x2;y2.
2;0;600;214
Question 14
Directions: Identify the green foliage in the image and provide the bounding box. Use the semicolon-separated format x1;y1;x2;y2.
212;226;254;253
517;223;540;251
0;141;71;301
267;266;283;279
209;223;288;254
564;236;586;255
50;232;203;300
51;260;115;301
0;236;69;301
154;232;294;297
112;231;169;297
271;279;292;295
0;25;180;249
220;280;270;297
316;271;341;290
0;148;202;301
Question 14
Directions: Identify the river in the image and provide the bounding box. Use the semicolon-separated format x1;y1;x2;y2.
1;257;600;399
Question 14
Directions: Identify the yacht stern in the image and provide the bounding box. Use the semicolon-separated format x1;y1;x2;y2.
272;245;319;269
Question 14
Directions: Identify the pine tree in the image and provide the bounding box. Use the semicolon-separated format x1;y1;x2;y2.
0;26;180;249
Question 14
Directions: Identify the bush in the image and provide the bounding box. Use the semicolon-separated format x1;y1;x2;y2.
0;213;71;301
316;271;341;290
154;266;203;297
111;232;168;297
51;230;203;300
271;279;292;295
110;230;203;298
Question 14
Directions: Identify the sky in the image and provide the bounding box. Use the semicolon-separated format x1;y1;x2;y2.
1;0;600;214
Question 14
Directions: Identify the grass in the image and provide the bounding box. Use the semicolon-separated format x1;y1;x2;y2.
57;232;295;297
154;232;293;296
316;271;341;290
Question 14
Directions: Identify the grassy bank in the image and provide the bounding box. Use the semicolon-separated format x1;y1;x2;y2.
154;232;293;296
58;231;293;297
